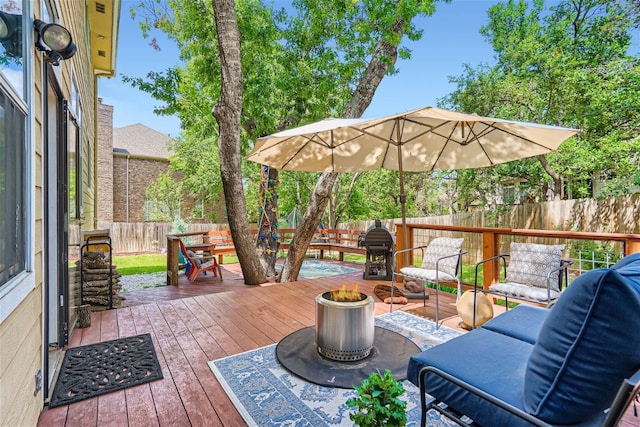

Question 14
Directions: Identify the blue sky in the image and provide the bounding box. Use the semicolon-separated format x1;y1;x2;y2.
99;1;639;137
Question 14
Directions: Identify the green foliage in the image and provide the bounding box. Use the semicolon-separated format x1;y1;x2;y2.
145;172;183;222
171;216;187;234
442;0;640;205
128;0;448;225
113;254;167;276
569;240;621;270
346;370;407;427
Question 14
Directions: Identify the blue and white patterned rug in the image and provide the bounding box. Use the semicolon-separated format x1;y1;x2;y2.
208;311;462;426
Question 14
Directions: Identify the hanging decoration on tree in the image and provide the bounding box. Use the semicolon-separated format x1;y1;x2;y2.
255;164;281;276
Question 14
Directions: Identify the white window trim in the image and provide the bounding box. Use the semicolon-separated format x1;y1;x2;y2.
0;0;36;323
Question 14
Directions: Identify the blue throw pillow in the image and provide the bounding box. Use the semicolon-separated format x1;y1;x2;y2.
523;260;640;424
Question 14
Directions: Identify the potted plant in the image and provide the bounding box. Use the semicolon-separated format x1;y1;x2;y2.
346;369;407;426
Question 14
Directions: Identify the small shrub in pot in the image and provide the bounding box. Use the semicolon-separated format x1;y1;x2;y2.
346;369;407;426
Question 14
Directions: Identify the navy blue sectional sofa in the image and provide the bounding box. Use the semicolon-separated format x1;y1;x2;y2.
408;252;640;426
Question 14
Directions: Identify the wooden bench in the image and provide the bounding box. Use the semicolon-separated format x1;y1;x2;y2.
185;228;365;262
166;228;366;285
278;228;366;261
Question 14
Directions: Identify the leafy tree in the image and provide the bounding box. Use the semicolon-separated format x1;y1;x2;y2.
279;0;445;282
129;0;448;283
442;0;640;203
144;172;183;221
210;0;269;284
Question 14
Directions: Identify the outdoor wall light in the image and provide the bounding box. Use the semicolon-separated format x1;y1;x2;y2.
34;19;76;66
0;11;22;58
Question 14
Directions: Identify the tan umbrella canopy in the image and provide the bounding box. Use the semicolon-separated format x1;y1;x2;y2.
247;106;580;255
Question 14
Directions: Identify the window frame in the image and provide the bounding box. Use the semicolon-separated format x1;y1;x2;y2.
0;0;35;323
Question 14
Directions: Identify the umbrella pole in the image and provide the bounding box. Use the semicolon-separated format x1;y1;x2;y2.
396;121;409;269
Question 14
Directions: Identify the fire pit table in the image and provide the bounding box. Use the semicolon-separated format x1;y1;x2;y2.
275;286;421;389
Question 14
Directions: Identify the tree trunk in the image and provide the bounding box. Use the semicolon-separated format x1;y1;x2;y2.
211;0;266;285
257;166;279;277
279;20;404;282
537;154;563;199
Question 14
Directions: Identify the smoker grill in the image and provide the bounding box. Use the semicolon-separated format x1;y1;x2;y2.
359;221;394;280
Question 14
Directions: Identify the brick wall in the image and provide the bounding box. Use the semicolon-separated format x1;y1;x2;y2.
96;101;114;221
112;156;171;222
97;100;226;223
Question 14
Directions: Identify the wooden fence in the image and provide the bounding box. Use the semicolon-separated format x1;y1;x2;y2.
73;194;639;254
71;222;231;254
342;194;640;235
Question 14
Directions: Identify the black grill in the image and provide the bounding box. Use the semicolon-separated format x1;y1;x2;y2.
359;221;394;280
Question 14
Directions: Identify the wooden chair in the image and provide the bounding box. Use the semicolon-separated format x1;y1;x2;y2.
178;239;222;282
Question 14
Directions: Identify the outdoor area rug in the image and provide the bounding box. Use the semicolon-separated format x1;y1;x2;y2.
208;311;462;426
276;259;361;279
48;333;163;408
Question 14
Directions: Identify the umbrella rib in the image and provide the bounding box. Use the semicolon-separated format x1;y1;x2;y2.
278;132;339;170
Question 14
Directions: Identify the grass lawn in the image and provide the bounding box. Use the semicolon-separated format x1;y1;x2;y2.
113;253;167;276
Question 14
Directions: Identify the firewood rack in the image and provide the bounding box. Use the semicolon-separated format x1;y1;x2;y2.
79;231;113;309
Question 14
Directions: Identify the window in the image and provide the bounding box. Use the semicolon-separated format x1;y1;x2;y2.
0;87;26;287
192;200;204;219
67;115;80;219
503;184;516;205
0;1;25;99
86;137;92;190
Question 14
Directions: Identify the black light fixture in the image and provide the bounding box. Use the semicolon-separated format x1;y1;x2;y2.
34;19;76;66
0;11;22;58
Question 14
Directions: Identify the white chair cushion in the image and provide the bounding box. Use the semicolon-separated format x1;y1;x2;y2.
400;267;456;283
421;237;464;277
490;282;561;302
505;242;565;291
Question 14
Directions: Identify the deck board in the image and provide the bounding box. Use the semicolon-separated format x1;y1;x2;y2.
35;262;470;427
37;261;637;426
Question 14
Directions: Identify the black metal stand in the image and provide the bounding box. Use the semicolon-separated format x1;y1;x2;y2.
364;246;393;280
79;235;113;309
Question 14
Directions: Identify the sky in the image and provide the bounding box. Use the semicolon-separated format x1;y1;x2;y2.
98;0;639;138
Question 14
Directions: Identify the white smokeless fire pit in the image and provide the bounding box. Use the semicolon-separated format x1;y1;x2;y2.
315;286;375;362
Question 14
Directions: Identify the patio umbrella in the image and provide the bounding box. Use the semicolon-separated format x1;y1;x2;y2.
247;106;579;258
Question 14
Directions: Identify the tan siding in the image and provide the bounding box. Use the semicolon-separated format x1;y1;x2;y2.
0;288;42;426
0;1;105;426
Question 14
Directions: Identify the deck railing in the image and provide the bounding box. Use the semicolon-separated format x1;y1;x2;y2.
394;224;640;289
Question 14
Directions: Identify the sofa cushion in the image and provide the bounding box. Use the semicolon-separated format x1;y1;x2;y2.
612;252;640;270
409;328;535;426
481;304;549;344
505;242;565;290
420;237;464;277
523;257;640;424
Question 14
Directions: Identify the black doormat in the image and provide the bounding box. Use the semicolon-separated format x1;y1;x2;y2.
49;333;163;408
275;326;420;389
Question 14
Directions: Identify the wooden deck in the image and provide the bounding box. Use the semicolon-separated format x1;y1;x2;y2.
37;261;637;427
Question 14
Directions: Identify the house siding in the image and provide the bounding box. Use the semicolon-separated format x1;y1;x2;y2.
0;288;42;426
0;0;114;425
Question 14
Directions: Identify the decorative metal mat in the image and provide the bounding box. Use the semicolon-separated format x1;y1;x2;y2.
48;333;163;408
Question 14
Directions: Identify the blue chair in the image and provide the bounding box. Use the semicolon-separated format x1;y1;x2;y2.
408;252;640;426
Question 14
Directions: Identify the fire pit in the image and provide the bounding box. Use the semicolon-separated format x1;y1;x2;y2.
315;285;375;362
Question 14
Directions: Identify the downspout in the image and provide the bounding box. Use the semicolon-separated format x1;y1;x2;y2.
126;154;130;223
